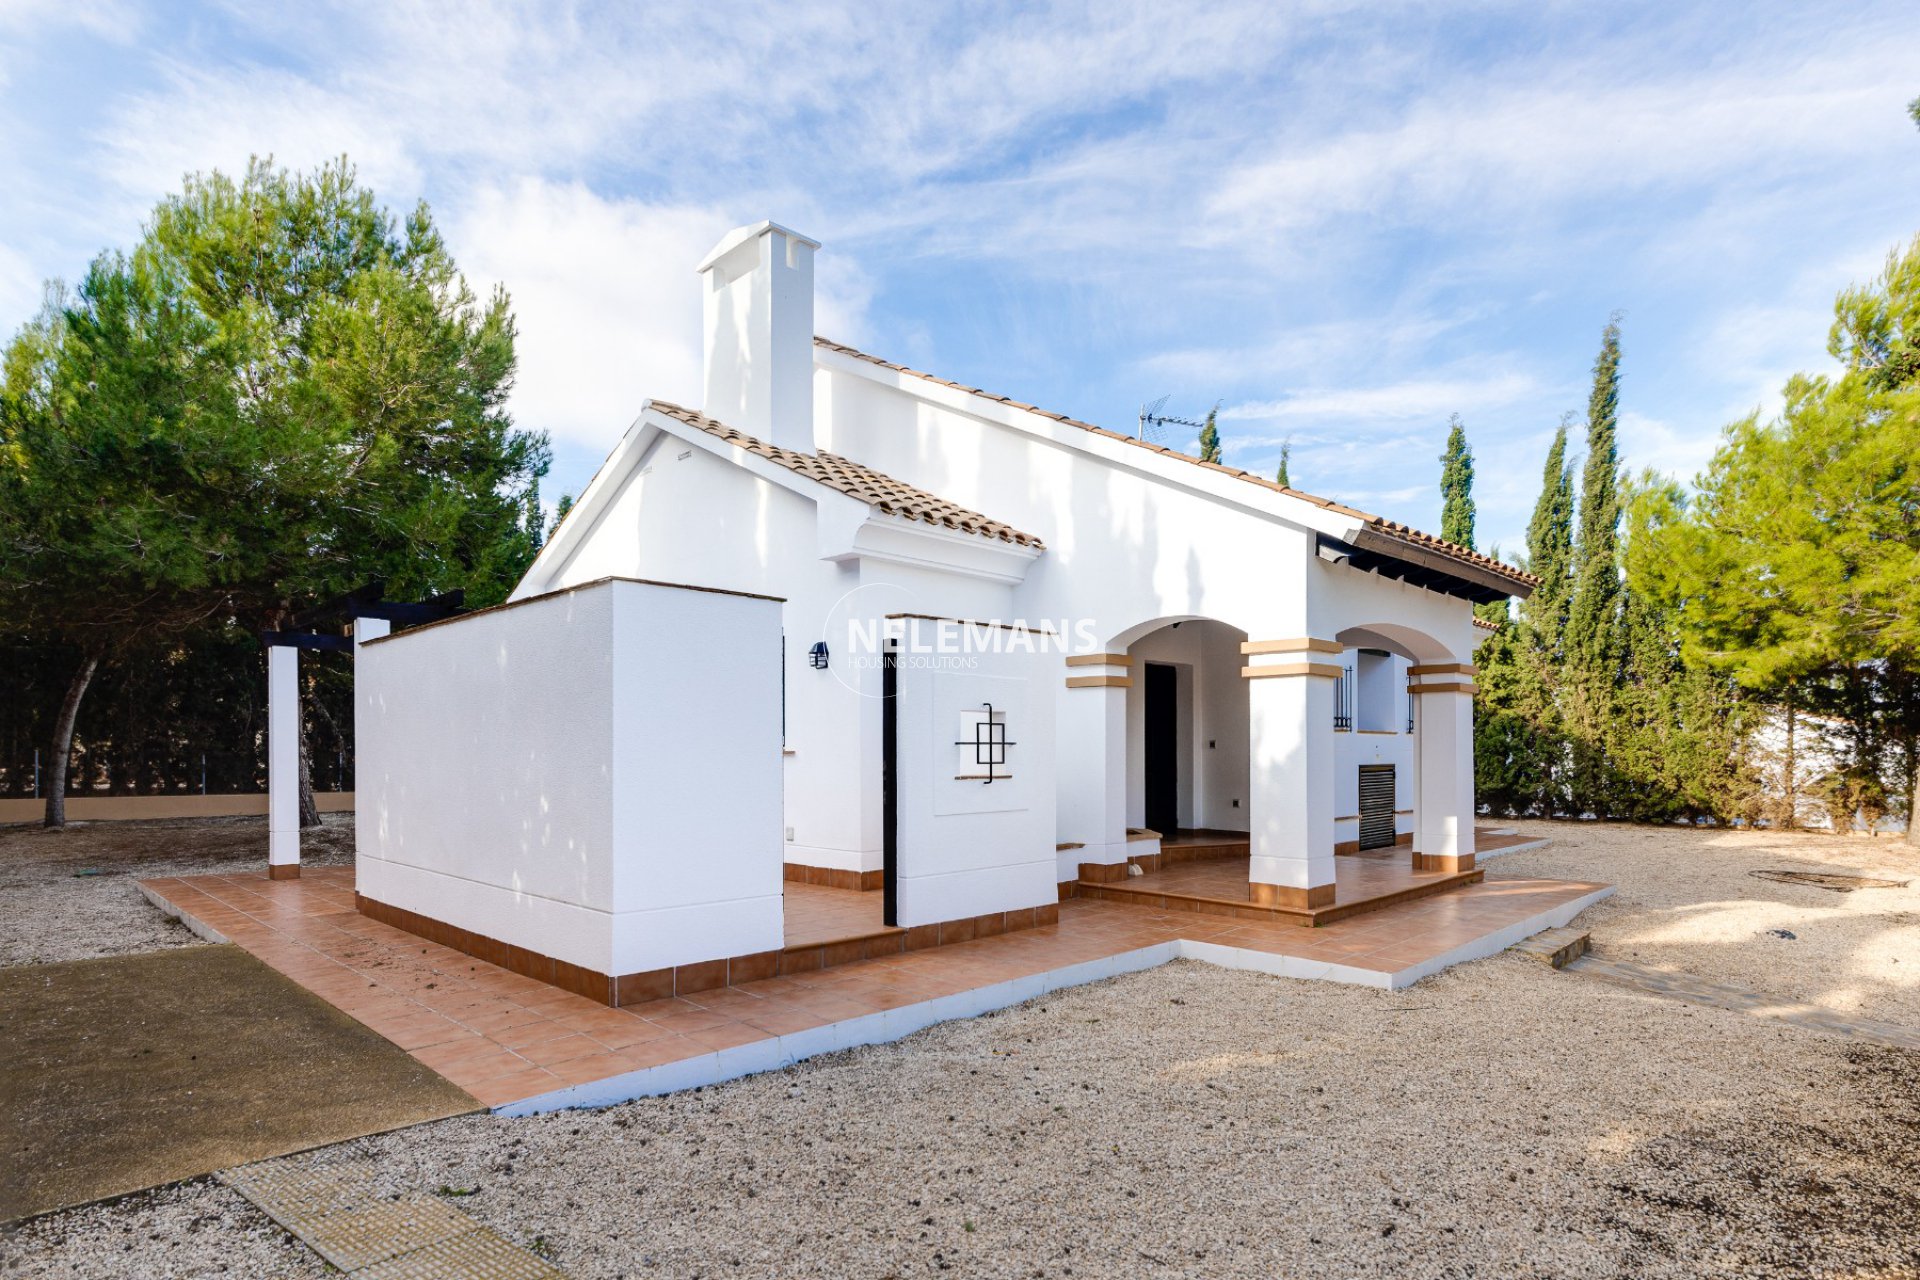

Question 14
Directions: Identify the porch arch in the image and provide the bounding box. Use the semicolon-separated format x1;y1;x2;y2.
1331;620;1477;872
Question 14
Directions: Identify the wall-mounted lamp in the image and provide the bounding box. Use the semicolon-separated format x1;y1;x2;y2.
808;642;829;670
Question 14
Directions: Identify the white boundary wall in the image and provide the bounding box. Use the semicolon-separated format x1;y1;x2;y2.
356;577;784;977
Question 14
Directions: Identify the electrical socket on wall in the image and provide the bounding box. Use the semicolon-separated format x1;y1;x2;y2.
785;826;795;840
1232;799;1240;808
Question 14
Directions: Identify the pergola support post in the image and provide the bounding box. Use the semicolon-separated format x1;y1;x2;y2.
267;644;300;880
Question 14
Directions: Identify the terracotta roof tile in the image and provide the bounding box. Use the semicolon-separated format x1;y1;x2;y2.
815;337;1537;591
648;400;1045;550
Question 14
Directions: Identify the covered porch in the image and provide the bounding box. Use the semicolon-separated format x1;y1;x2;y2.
1069;828;1545;927
1055;609;1487;927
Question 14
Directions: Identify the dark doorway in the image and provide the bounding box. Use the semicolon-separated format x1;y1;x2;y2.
1144;662;1179;837
1358;764;1396;851
882;645;899;927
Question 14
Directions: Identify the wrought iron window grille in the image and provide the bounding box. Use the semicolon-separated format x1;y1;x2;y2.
955;702;1015;783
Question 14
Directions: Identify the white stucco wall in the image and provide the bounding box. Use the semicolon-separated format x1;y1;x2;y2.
891;618;1057;926
356;578;784;976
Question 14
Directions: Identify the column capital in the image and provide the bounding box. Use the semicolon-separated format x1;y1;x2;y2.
1240;637;1343;656
1241;661;1342;680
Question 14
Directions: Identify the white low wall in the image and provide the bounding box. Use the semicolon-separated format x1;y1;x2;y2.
0;792;354;824
356;577;785;977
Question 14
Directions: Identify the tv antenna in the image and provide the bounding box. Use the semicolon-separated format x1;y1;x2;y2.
1137;396;1217;446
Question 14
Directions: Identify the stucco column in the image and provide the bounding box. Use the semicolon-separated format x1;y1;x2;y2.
1243;639;1341;908
267;644;300;879
1411;663;1477;872
351;617;391;874
1056;655;1131;879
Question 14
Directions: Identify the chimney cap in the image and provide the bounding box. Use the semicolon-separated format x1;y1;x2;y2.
696;220;821;274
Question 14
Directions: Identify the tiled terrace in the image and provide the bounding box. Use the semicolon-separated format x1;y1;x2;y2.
139;864;1609;1114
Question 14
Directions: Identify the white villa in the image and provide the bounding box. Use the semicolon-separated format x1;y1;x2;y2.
348;220;1535;1006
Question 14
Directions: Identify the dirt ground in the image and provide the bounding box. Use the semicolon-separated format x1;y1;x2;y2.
1489;819;1920;1026
3;818;1918;1279
0;814;352;967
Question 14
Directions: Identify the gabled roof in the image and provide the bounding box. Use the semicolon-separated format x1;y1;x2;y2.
815;337;1537;594
649;400;1045;549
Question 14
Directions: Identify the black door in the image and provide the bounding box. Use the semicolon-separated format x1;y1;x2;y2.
1358;765;1395;851
1144;662;1178;837
882;645;899;926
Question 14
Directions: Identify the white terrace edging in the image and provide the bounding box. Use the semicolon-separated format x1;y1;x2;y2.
496;885;1614;1116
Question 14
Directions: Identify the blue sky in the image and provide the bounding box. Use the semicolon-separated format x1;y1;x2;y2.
3;1;1917;557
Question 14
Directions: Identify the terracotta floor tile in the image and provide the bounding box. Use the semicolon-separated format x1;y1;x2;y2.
618;1038;705;1071
682;1022;773;1053
492;1018;576;1050
515;1033;608;1068
588;1017;676;1051
545;1051;642;1088
646;1008;736;1035
466;1067;562;1107
137;861;1605;1111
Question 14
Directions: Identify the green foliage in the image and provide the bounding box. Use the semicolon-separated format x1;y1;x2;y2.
1198;405;1221;464
1477;332;1759;823
1275;439;1292;488
1438;414;1475;548
1566;318;1623;676
1562;319;1628;810
1521;421;1575;654
1830;233;1920;392
1637;236;1920;836
0;156;549;812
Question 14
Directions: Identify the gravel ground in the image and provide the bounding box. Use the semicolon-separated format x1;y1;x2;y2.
0;1178;323;1278
1489;820;1920;1026
6;818;1919;1278
0;815;353;967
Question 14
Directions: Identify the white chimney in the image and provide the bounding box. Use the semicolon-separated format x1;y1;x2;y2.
696;220;819;454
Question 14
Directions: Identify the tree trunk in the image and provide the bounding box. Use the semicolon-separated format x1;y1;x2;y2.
1907;772;1918;849
296;692;321;829
1783;696;1798;829
43;652;100;829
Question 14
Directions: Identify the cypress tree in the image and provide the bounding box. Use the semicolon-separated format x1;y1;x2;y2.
1275;439;1292;488
1564;317;1627;813
1567;316;1623;670
1438;414;1475;548
1522;420;1575;655
1198;406;1221;463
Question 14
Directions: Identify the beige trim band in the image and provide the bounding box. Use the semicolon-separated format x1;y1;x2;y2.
1065;653;1132;667
1410;682;1477;696
1241;661;1343;680
1066;674;1133;689
1241;637;1343;656
1408;662;1476;676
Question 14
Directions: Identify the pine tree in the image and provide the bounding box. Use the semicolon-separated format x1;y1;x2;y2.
1438;415;1475;548
1198;406;1221;464
1275;439;1292;488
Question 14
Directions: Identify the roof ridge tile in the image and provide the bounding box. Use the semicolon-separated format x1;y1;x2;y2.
647;400;1045;551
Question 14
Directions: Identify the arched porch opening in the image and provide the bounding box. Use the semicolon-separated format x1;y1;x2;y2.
1332;621;1476;875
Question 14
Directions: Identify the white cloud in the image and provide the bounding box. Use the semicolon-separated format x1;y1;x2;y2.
448;181;728;453
1224;371;1539;428
94;66;424;226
